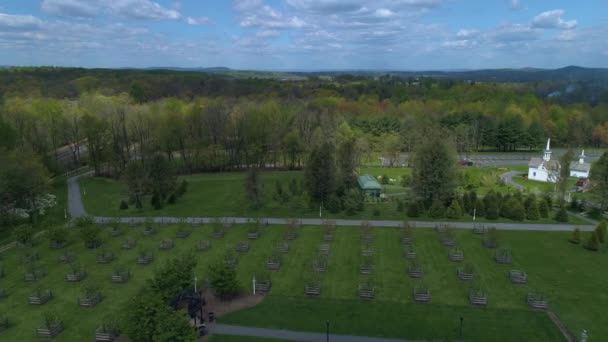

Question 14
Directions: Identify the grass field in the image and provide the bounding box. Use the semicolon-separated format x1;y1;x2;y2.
0;223;606;341
77;167;585;224
209;335;291;342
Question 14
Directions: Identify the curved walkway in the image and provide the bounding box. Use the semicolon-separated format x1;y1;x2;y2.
68;174;594;232
500;171;525;191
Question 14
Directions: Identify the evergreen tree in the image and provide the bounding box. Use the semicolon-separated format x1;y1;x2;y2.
428;200;445;218
462;192;472;215
556;149;574;207
245;167;263;209
595;221;606;243
446;199;462;219
525;195;540;220
326;194;342;214
590;152;608;210
584;231;600;251
304;143;337;206
148;153;177;201
412;137;457;206
539;199;549;218
568;227;581;244
502;197;525;221
484;192;500;220
407;201;421;218
208;261;240;300
554;207;569;223
473;198;485;218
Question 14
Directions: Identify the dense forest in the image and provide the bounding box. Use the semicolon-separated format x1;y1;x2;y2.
1;67;608;179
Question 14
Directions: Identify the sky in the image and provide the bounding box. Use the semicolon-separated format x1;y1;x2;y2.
0;0;607;70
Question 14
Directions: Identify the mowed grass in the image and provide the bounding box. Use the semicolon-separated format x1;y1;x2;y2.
78;168;585;224
1;225;607;341
208;335;292;342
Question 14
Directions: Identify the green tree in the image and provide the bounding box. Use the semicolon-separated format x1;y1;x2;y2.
343;188;364;216
335;122;358;189
245;167;263;209
554;207;569;223
125;288;166;342
412;137;457;206
484;192;500;220
123;161;147;208
525;195;540;220
284;129;304;169
556;149;574;207
326;194;342;214
304;142;337;206
80;113;109;175
407;201;421;218
148;153;177;201
428;200;445;218
595;221;606;243
473;198;485;218
79;224;103;248
584;231;600;251
129;82;146;104
209;261;240;300
48;226;69;245
590;152;608;210
539;199;549;218
13;224;34;245
152;308;197;342
148;252;197;302
501;197;525;221
446;199;462;219
568;227;581;244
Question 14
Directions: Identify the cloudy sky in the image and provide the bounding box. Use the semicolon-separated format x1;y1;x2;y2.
0;0;606;70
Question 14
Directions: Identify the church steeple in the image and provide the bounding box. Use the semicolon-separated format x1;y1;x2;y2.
543;138;552;162
579;149;585;164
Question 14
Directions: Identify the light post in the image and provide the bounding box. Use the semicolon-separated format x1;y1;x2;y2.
459;316;463;341
326;320;329;342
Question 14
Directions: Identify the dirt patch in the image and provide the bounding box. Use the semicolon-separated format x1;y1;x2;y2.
199;291;265;341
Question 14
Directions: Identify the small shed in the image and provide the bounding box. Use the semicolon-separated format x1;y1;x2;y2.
357;174;382;197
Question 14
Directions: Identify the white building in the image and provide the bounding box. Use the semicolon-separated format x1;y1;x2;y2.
528;138;559;183
528;139;591;182
570;150;591;178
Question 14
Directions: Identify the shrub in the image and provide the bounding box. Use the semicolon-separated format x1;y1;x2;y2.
568;228;581;244
584;231;600;251
119;200;129;210
428;200;445;218
587;207;602;220
595;221;606;243
407;201;421;218
379;175;389;185
462;192;472;215
372;208;381;216
80;225;103;248
446;199;462;219
554;207;569;223
400;174;411;187
74;215;94;228
543;193;553;209
167;193;176;205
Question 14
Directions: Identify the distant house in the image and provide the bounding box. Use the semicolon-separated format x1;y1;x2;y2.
570;150;591;178
357;174;382;197
379;153;408;167
528;138;559;183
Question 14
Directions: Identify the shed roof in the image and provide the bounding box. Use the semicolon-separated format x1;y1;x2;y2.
358;174;382;190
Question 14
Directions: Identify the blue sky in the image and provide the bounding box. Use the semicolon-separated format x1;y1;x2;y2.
0;0;606;70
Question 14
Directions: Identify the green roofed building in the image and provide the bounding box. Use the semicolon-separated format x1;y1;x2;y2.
357;174;382;197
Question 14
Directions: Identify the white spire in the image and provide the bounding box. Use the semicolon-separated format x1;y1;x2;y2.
580;149;585;164
543;138;552;162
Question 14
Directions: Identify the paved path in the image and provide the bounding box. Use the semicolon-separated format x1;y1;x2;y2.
68;174;595;231
500;171;525;191
210;324;412;342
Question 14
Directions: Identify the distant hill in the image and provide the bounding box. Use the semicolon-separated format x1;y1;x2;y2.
300;66;608;83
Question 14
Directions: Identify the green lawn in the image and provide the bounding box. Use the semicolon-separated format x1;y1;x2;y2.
1;224;606;341
78;168;584;224
208;335;292;342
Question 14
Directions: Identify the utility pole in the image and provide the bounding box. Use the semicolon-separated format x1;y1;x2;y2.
473;208;476;221
459;316;463;341
326;320;329;342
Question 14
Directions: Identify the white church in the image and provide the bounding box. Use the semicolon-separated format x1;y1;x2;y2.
527;138;591;183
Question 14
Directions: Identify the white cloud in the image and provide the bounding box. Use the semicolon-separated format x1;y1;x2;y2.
375;8;395;18
0;13;44;31
509;0;523;11
557;30;576;41
42;0;99;18
256;30;280;37
456;29;478;38
185;16;209;25
532;9;576;29
488;24;540;42
108;0;181;20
